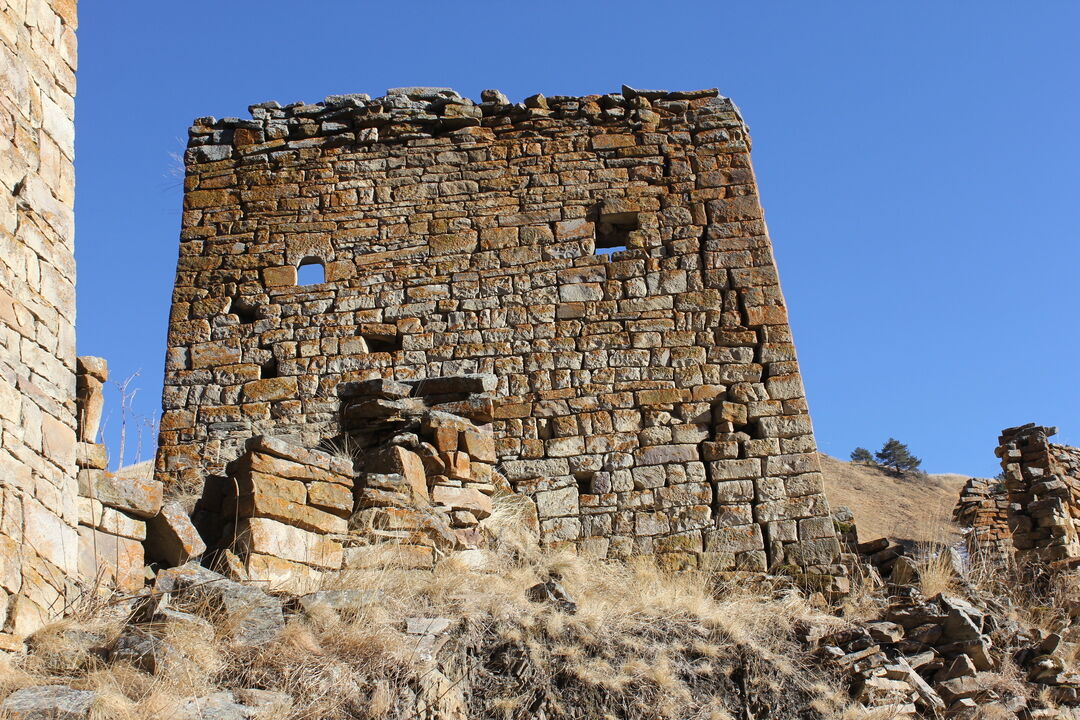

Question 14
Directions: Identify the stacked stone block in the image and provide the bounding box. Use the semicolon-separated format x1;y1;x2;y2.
997;424;1080;566
952;477;1011;562
208;436;352;592
0;0;78;640
157;85;839;576
343;375;504;569
74;357;163;592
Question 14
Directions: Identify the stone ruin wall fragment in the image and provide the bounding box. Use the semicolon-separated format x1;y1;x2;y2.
0;0;79;641
996;424;1080;567
156;86;842;578
953;476;1012;562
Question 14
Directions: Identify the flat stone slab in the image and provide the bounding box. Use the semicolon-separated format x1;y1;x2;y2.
1;685;97;719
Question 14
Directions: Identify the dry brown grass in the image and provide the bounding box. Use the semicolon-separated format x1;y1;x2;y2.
819;453;968;545
240;518;855;718
1;494;863;720
8;489;1077;719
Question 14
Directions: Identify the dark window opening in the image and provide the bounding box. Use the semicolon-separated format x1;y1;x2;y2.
574;471;595;495
297;257;325;285
363;334;401;353
260;357;279;379
230;297;259;324
594;212;639;255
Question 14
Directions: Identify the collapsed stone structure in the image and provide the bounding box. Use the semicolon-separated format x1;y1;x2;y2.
953;476;1011;561
997;425;1080;566
952;424;1080;570
155;84;843;580
0;0;79;640
0;0;848;634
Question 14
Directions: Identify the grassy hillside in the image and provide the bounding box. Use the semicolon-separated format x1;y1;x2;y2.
818;453;969;546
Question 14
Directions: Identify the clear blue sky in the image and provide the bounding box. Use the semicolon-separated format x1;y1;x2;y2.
75;1;1080;476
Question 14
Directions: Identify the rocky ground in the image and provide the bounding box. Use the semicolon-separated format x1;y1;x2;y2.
1;494;1079;719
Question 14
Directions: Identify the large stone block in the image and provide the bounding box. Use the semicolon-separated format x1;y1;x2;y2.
235;469;307;504
367;445;428;500
704;524;764;554
146;501;207;567
235;517;343;570
76;374;105;443
23;497;78;572
77;525;144;592
79;469;163;519
241;376;299;402
78;497;146;540
240;435;354;478
307;480;354;516
431;486;492;519
535;485;578;519
226;488;348;535
1;685;97;719
245;553;323;594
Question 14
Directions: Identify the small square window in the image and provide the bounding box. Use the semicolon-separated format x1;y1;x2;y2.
297;258;325;285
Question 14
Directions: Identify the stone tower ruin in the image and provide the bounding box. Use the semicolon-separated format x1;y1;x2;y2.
0;0;79;638
157;86;842;578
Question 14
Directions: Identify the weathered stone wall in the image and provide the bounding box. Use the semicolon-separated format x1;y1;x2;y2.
0;0;78;640
997;424;1080;567
952;476;1011;561
157;86;840;577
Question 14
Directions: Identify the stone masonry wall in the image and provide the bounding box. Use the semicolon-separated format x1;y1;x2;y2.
997;424;1080;567
0;0;78;641
157;86;841;578
952;476;1011;562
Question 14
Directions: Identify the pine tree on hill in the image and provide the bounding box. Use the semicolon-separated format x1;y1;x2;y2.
874;438;923;475
850;447;874;464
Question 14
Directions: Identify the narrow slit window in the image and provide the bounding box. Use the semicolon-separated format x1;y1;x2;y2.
297;257;325;285
594;239;627;255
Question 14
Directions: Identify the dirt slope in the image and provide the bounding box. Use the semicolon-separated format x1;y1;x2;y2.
818;453;969;546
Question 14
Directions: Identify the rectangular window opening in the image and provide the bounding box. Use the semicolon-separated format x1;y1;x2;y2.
297;258;325;285
363;335;401;353
594;214;638;256
260;357;279;379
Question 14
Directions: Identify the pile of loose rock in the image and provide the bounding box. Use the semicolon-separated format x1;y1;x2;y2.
185;374;510;592
0;559;467;720
194;435;354;593
342;374;504;565
998;425;1080;566
817;585;1080;718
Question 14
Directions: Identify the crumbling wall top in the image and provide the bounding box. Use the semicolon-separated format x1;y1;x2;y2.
185;85;743;163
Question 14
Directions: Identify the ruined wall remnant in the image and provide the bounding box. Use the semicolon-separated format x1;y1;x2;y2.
953;476;1011;561
158;85;841;578
0;0;79;640
196;435;353;592
997;424;1080;567
75;357;179;592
